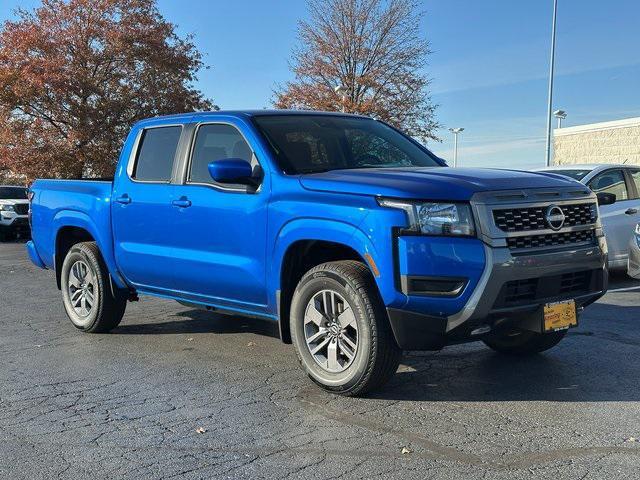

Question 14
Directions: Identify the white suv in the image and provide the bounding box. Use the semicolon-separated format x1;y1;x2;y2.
537;164;640;270
0;185;30;241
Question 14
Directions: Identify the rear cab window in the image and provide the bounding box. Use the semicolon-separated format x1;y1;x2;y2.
132;126;182;182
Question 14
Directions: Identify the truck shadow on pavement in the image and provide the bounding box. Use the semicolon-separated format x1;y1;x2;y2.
112;300;640;403
114;308;280;338
371;303;640;402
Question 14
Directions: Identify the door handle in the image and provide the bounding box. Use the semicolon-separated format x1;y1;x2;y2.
115;194;131;205
171;197;192;208
625;208;638;215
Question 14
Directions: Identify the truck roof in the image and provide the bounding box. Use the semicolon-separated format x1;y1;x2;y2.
133;109;371;127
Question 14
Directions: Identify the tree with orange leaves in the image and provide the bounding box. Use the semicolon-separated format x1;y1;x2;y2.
274;0;439;142
0;0;213;181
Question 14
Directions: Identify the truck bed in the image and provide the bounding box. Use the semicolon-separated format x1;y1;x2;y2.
30;179;115;271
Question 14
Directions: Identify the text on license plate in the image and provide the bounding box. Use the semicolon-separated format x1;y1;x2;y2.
543;300;577;332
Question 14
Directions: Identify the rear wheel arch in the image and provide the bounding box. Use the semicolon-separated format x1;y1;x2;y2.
55;226;95;289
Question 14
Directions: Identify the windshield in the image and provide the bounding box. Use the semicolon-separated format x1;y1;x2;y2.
545;169;592;181
0;187;28;199
252;115;442;174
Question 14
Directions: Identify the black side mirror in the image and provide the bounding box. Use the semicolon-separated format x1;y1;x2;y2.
596;192;616;206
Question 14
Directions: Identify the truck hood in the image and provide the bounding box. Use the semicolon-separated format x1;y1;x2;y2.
299;167;584;201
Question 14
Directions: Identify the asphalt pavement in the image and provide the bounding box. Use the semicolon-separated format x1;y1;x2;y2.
1;241;640;479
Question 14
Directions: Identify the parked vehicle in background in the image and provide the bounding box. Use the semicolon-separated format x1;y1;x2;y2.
27;111;608;395
628;224;640;279
0;186;30;241
537;164;640;270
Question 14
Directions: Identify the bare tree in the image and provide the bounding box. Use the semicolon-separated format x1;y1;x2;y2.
274;0;439;141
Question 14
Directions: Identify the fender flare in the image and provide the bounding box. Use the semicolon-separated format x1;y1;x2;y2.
52;210;128;290
269;217;393;310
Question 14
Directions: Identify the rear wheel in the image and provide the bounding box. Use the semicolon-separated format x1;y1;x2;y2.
483;329;567;355
60;242;127;333
290;261;401;396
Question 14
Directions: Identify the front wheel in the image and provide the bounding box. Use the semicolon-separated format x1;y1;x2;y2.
290;261;401;396
483;329;567;355
60;242;127;333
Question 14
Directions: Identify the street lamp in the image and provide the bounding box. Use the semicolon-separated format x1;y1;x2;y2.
544;0;559;166
449;127;464;167
553;109;567;128
334;85;348;113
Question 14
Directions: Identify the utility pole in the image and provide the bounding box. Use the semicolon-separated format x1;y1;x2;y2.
545;0;559;166
449;127;464;167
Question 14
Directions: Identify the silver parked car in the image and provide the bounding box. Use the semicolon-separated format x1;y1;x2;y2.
0;185;30;241
628;223;640;279
538;164;640;270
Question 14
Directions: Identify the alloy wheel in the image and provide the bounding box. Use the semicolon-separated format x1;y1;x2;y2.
67;260;97;321
303;289;358;373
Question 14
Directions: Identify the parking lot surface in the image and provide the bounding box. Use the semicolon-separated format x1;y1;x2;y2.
1;241;640;479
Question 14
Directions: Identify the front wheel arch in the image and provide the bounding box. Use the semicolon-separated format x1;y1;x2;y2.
278;239;379;344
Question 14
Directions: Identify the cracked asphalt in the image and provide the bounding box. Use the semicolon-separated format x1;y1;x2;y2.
2;241;640;479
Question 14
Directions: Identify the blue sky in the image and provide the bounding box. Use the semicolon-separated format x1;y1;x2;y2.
1;0;639;169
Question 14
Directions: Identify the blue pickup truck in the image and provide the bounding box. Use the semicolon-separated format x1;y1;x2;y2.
27;111;608;395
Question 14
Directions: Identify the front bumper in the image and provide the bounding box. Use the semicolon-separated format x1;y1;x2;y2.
388;239;607;350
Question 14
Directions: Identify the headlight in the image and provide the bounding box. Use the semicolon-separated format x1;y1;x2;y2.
635;224;640;248
0;204;15;212
378;198;476;236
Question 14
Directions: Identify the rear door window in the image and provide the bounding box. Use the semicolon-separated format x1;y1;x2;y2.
132;126;182;182
588;169;629;201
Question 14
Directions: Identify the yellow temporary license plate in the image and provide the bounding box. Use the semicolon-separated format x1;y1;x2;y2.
543;300;577;332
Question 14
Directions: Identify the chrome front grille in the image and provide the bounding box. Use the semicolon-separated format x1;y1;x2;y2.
493;203;597;232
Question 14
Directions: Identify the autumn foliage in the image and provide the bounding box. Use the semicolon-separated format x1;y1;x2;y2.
0;0;212;181
275;0;439;142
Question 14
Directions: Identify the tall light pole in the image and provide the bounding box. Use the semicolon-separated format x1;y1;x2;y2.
554;109;567;128
334;85;348;113
449;127;464;167
545;0;559;166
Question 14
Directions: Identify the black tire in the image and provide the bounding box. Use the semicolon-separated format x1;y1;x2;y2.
60;241;127;333
290;260;401;396
483;329;567;355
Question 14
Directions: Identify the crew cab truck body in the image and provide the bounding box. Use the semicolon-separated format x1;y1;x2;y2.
27;111;608;395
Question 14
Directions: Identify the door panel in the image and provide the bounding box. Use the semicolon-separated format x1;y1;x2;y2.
169;185;269;306
112;125;183;289
169;122;269;308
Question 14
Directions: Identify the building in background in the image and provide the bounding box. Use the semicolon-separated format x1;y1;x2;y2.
553;117;640;166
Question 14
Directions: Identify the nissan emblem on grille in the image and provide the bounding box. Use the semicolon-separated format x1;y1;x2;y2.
545;205;566;231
